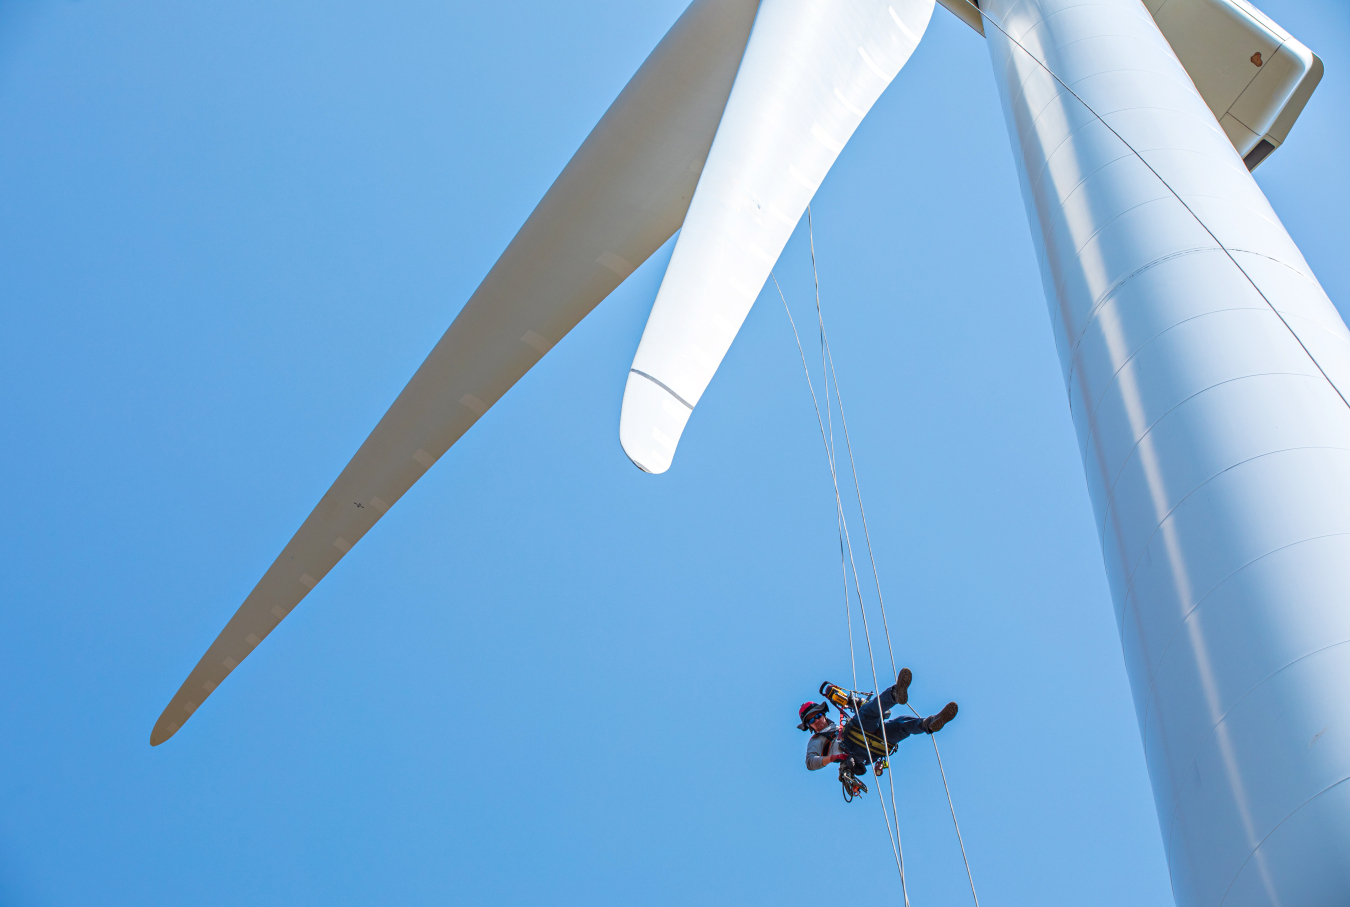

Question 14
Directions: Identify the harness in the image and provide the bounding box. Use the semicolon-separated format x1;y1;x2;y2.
823;680;898;763
844;724;899;761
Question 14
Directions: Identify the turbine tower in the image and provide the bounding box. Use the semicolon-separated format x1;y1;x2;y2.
981;1;1348;903
152;0;1346;903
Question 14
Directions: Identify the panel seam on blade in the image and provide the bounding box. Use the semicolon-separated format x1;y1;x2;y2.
630;369;694;410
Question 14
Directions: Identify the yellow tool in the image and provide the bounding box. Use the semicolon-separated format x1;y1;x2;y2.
819;681;870;712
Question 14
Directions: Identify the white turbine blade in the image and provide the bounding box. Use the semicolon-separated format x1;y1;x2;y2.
150;0;760;746
619;0;933;473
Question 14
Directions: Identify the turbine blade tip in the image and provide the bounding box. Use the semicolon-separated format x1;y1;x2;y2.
619;370;691;475
149;717;182;746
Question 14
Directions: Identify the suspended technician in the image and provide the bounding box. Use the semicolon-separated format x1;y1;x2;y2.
799;669;958;800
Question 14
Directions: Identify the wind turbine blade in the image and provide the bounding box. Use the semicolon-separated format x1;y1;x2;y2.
619;0;933;473
150;0;760;746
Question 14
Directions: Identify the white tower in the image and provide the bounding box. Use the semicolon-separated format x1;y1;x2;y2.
982;0;1350;902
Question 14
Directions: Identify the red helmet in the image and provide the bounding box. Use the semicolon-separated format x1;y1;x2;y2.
797;700;829;730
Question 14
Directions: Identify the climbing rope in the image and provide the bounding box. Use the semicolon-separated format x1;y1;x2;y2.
804;209;916;897
775;205;981;906
773;271;912;905
805;206;982;907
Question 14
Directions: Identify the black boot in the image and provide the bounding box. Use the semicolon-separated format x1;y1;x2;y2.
921;701;958;734
892;668;912;705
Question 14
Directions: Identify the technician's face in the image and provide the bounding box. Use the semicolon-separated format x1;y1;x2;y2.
810;715;830;732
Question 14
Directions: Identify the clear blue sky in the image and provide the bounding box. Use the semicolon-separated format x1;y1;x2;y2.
1;1;1346;904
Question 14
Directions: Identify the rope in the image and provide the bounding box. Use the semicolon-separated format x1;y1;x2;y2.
804;209;915;896
773;272;911;905
778;205;984;907
808;207;984;907
930;736;980;907
781;222;915;902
